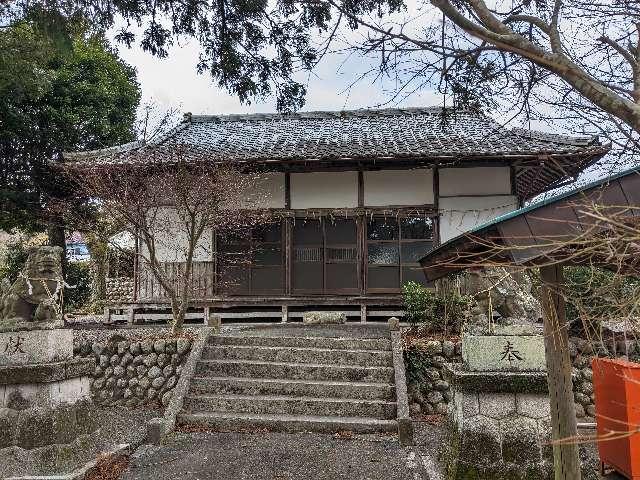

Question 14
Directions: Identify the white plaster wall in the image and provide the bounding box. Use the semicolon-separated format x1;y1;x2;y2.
439;167;511;196
290;172;358;209
439;195;518;242
364;169;434;206
141;207;213;263
224;172;285;209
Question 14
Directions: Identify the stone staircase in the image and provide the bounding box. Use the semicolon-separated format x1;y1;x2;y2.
176;328;399;434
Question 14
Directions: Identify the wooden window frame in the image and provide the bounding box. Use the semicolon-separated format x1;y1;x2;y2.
366;215;435;294
216;222;285;296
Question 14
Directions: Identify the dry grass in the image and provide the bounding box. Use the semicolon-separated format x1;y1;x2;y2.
85;454;130;480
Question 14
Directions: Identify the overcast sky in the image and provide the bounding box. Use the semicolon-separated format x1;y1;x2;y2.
112;33;443;118
110;29;623;192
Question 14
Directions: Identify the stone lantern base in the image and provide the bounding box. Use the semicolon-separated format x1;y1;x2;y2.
442;364;554;479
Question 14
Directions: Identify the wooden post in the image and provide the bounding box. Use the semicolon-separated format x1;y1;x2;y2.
281;305;288;323
360;304;367;323
203;306;210;326
540;264;581;480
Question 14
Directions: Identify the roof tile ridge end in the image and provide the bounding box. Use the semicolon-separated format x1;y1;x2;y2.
509;127;600;146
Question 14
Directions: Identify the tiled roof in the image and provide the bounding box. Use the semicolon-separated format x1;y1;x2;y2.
63;107;609;199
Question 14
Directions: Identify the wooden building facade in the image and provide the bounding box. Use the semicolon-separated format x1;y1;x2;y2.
65;107;608;322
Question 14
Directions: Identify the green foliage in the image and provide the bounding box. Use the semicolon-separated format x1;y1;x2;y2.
564;266;640;335
0;18;140;233
403;348;433;385
0;240;29;284
402;281;472;333
5;1;315;112
64;262;93;312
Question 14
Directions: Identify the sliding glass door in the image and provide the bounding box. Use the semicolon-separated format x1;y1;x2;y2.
292;217;359;294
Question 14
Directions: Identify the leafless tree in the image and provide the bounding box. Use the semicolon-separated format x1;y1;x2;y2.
295;0;640;180
62;146;272;334
425;185;640;478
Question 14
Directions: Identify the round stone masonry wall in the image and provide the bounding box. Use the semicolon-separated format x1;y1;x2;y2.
74;332;193;408
404;338;462;416
406;335;625;422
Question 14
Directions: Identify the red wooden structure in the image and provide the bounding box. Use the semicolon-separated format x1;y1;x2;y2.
593;357;640;479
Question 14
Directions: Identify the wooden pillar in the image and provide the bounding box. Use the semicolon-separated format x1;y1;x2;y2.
127;306;135;325
360;304;367;323
281;305;289;323
203;306;210;326
540;264;581;480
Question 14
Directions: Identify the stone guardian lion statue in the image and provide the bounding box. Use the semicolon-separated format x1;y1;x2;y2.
0;246;64;326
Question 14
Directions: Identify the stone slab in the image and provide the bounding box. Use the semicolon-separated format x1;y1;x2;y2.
0;329;73;366
443;364;549;394
302;312;347;325
390;330;413;445
462;333;546;372
0;376;92;408
0;358;94;385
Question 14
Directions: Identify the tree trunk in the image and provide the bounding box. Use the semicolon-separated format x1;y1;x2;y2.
85;236;108;304
47;219;67;278
540;264;581;480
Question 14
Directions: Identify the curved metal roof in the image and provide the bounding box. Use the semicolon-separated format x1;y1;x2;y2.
419;165;640;281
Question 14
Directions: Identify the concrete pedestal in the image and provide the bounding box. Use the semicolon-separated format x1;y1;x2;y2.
0;328;73;366
0;328;96;450
443;328;552;479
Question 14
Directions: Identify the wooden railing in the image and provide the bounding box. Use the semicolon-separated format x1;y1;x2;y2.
136;261;215;300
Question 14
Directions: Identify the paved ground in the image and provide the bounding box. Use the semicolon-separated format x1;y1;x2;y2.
120;420;630;480
123;429;432;480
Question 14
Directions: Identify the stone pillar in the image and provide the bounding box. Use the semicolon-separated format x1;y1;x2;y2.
443;325;553;479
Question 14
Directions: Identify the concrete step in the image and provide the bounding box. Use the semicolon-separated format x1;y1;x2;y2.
177;411;398;434
201;345;393;367
196;359;395;383
189;376;396;401
211;335;391;352
183;393;397;419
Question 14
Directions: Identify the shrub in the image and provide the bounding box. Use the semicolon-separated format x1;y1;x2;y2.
403;348;433;384
402;281;472;334
564;266;640;336
64;262;93;312
0;240;29;284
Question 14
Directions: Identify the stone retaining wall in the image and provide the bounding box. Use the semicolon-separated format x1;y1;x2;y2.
404;339;462;416
74;332;193;408
406;335;639;420
105;277;134;304
0;400;96;450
